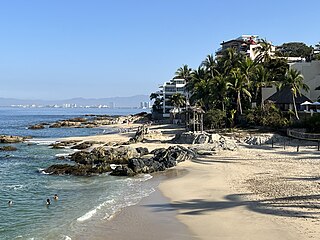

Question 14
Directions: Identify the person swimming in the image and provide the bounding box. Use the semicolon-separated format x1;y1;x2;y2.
53;194;58;200
46;198;51;205
8;200;13;206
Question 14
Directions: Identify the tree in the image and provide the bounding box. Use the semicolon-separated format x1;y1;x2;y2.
252;65;272;107
149;92;159;101
230;67;252;115
254;39;273;63
170;93;186;120
201;54;216;78
174;65;192;82
281;68;309;120
279;42;313;58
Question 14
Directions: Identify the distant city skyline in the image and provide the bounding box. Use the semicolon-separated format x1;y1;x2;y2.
0;0;319;99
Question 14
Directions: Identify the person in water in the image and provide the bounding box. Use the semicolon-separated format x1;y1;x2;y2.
8;200;13;206
53;194;58;200
46;198;51;205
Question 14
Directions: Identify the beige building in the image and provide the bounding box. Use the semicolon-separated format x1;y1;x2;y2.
262;60;320;102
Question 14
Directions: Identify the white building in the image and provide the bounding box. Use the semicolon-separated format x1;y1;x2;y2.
156;78;186;118
216;35;276;60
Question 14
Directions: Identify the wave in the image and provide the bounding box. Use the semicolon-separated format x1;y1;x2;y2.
77;199;115;222
27;139;57;145
38;168;50;175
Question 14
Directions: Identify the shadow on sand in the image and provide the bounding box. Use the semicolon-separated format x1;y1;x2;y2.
145;194;320;219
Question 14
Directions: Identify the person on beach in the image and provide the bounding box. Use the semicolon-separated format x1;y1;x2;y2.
46;198;51;205
53;194;58;200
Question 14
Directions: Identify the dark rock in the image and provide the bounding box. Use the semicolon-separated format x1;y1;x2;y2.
0;146;17;151
135;147;149;156
110;165;135;176
128;158;150;173
71;141;93;150
69;146;139;165
0;135;25;143
69;117;87;122
44;164;109;176
150;148;166;155
28;124;45;130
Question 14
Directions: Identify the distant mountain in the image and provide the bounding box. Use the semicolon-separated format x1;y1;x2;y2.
0;95;150;108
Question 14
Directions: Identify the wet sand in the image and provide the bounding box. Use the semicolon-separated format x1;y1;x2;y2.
73;171;195;240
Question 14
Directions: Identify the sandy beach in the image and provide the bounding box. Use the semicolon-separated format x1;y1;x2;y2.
65;122;320;239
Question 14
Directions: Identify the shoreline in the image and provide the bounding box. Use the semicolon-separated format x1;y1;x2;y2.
53;120;320;239
70;170;196;240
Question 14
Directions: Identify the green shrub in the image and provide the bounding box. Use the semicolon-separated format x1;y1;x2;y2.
305;114;320;133
245;102;290;128
204;109;226;129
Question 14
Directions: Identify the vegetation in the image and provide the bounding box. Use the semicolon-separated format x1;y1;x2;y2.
305;115;320;133
151;38;316;130
278;42;313;58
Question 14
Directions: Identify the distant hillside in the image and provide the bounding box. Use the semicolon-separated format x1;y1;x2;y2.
0;95;150;108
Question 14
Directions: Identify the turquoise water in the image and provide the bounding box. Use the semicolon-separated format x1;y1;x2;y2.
0;108;154;240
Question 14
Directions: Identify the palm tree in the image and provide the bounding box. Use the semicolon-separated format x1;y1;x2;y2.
281;68;309;120
201;54;216;78
174;64;192;82
254;39;273;63
213;72;231;112
149;92;159;101
218;48;242;75
170;93;186;120
252;65;273;108
230;67;252;115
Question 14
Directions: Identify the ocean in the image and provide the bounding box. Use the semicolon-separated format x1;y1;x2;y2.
0;107;155;240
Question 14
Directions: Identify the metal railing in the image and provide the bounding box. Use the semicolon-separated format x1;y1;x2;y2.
287;129;320;141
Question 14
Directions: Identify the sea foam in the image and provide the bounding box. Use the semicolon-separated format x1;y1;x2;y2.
77;199;115;222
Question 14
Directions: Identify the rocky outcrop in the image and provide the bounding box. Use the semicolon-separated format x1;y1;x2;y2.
28;124;45;130
70;141;94;150
49;121;82;128
172;132;237;151
136;147;149;156
111;145;195;176
0;146;17;151
0;135;26;143
70;146;140;165
128;125;149;143
45;145;195;176
50;140;81;149
44;164;111;176
242;134;287;145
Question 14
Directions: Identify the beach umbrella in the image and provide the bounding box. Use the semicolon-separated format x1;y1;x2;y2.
301;101;312;111
311;101;320;112
300;101;312;105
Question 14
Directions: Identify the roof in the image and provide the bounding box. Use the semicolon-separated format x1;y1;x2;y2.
266;86;311;104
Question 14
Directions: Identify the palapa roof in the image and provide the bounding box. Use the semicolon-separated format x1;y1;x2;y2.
266;86;311;104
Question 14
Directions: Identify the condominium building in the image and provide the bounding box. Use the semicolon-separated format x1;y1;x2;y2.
216;35;275;60
155;78;186;118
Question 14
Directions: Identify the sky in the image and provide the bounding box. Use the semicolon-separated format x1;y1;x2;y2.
0;0;319;100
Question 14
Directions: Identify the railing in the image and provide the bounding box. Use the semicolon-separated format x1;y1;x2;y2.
287;129;320;141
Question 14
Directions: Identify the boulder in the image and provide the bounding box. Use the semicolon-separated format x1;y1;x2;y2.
0;146;17;151
69;146;140;165
110;165;135;176
128;125;149;143
135;147;149;156
71;141;93;150
44;164;110;176
0;135;25;143
28;124;45;130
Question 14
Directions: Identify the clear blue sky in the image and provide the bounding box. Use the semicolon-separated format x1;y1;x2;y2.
0;0;319;100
